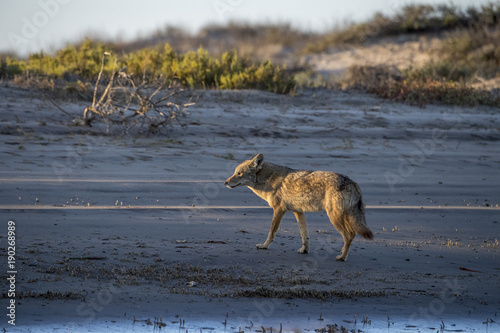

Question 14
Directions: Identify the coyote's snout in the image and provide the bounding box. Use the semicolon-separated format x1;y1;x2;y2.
225;153;373;261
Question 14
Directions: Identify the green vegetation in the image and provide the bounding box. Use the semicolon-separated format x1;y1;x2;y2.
1;2;499;107
343;65;499;107
416;26;500;82
303;2;500;53
303;2;500;107
0;40;295;94
382;76;497;107
121;43;296;92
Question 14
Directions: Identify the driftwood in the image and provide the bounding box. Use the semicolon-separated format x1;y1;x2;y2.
82;52;195;134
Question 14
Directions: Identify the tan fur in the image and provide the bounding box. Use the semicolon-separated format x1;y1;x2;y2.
225;153;373;261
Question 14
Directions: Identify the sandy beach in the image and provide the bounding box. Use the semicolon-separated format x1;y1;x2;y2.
0;85;499;332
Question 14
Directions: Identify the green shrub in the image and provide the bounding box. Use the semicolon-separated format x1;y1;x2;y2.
122;46;295;92
26;40;118;78
8;39;295;94
0;57;26;77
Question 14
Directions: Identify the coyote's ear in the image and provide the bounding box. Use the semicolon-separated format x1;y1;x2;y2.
250;153;264;170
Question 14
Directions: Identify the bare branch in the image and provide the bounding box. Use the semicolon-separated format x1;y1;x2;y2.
83;53;195;134
92;52;110;108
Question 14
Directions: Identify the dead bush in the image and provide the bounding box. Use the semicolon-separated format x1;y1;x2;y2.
78;53;195;134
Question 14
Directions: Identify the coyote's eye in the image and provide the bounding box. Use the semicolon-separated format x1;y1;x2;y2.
237;172;243;177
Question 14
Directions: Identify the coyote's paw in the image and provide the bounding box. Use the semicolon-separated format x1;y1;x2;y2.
256;243;269;250
297;246;308;254
335;254;346;261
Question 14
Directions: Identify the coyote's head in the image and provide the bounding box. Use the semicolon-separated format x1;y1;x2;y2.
224;153;264;188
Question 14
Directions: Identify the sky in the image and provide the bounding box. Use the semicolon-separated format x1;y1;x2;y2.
0;0;494;57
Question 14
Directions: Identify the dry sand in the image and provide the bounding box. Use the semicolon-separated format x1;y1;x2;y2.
303;36;441;77
0;85;499;332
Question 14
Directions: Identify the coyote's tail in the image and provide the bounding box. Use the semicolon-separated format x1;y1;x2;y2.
349;184;374;240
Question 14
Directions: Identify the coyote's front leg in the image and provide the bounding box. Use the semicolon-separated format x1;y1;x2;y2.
256;208;286;250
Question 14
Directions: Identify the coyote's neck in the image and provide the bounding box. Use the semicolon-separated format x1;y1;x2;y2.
247;162;292;203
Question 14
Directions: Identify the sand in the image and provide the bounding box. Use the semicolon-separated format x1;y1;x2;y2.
0;85;499;332
303;36;441;77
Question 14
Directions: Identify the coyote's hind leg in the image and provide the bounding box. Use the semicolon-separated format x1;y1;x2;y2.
293;212;309;254
326;208;355;261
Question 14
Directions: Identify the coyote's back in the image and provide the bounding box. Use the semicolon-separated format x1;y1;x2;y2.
225;153;373;261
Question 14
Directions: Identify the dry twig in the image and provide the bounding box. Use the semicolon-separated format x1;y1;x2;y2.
82;52;195;134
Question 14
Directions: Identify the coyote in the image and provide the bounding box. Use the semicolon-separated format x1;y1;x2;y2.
225;153;373;261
